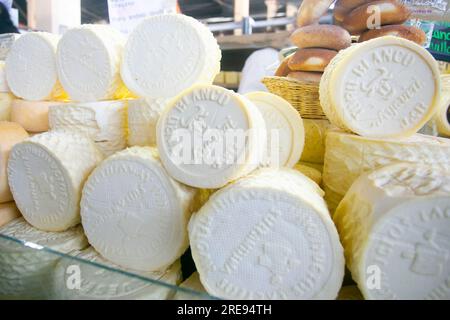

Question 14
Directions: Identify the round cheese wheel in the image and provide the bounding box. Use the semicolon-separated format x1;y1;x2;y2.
435;91;450;137
5;32;67;101
57;25;129;102
293;163;322;185
7;131;103;231
189;168;344;300
301;119;332;164
157;84;266;189
0;92;13;121
245;92;304;168
81;147;197;272
121;14;221;98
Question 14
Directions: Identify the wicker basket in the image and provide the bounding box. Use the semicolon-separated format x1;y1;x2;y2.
262;76;327;120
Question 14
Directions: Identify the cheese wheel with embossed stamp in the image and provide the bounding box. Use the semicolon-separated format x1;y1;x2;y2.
7;131;103;231
81;147;197;272
334;163;450;299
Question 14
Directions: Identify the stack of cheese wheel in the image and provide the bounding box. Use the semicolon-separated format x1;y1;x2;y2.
334;0;426;45
0;218;88;299
189;168;345;300
0;122;28;226
50;247;182;300
5;32;68;134
0;61;13;121
334;163;450;299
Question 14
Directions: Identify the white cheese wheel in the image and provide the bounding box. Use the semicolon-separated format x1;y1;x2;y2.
334;163;450;299
0;92;13;121
0;61;10;92
127;98;168;147
7;131;103;231
56;25;130;102
157;84;266;189
301;119;332;164
323;130;450;208
0;217;88;299
5;32;67;101
11;99;66;133
49;100;127;156
320;36;441;138
0;122;29;203
435;91;450;137
51;247;182;300
173;272;210;300
81;147;197;272
0;202;21;228
121;14;221;98
245;92;304;168
189;168;344;300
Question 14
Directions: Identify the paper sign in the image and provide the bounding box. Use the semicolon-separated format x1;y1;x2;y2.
107;0;177;35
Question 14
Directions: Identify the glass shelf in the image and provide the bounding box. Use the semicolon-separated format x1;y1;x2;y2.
0;234;216;300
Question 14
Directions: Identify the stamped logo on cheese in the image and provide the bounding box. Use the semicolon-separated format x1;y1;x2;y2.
321;36;441;138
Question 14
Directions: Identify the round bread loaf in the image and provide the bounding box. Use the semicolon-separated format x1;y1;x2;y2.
342;0;411;35
334;0;372;21
358;25;427;45
275;55;293;77
291;25;352;51
288;48;337;72
287;71;323;83
297;0;335;27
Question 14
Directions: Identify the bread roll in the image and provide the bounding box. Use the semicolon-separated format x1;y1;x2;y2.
288;48;337;72
334;0;372;22
297;0;335;27
275;55;293;77
291;25;352;51
287;71;323;83
342;0;411;35
358;25;427;45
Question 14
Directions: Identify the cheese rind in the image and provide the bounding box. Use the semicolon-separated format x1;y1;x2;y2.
7;131;103;231
121;14;221;98
51;247;182;300
56;25;129;102
157;84;266;189
245;92;304;168
301;119;332;164
320;36;441;138
334;163;450;300
81;147;197;272
0;122;29;203
5;32;67;101
0;217;88;299
127;98;168;147
0;61;10;92
189;168;344;300
49;100;127;156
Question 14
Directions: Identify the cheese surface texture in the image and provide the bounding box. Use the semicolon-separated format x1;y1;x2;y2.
7;131;103;231
157;84;266;189
56;25;129;102
334;163;450;299
301;119;332;164
0;93;13;121
81;147;196;272
0;61;10;92
121;14;221;98
51;247;182;300
0;218;88;299
5;32;66;101
127;98;168;147
245;92;304;168
189;168;344;300
11;99;66;133
0;122;29;203
49;100;127;156
323;130;450;207
320;36;441;138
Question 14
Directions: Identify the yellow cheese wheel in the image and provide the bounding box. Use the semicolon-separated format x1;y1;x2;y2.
11;100;66;133
0;92;13;121
301;119;332;164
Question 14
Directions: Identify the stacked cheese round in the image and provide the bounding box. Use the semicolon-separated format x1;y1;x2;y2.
245;92;304;168
51;247;182;300
189;168;344;300
157;84;266;189
323;130;450;213
301;119;332;164
49;100;127;156
0;218;88;299
11;100;66;133
0;62;13;121
334;163;450;299
0;122;29;204
127;98;169;147
121;14;221;99
5;32;67;101
81;147;197;272
7;131;103;231
320;36;441;139
57;25;130;102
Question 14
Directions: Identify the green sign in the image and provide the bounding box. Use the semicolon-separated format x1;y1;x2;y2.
429;21;450;62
